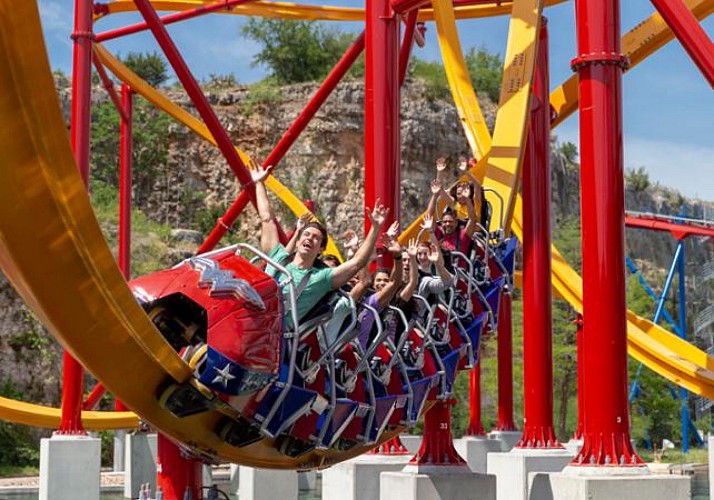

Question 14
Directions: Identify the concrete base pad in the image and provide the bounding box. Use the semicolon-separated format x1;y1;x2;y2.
229;464;239;496
488;431;522;452
400;434;423;454
487;448;574;500
454;437;502;473
298;470;317;490
239;466;298;500
563;439;582;457
381;467;496;500
40;434;101;500
549;469;690;500
123;432;157;499
322;454;411;500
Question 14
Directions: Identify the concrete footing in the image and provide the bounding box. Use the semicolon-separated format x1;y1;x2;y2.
229;464;240;495
488;430;521;452
322;454;410;500
113;430;126;473
239;466;298;500
123;432;157;499
487;448;573;500
548;467;690;500
454;437;502;473
381;466;496;500
563;439;583;457
400;434;423;454
40;434;101;500
298;470;317;490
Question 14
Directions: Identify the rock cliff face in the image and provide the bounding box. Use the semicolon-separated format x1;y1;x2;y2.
0;78;711;405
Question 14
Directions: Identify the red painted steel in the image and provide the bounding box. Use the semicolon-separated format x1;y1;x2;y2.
649;0;714;88
96;0;254;42
466;360;486;436
156;434;203;500
625;215;714;241
573;314;584;440
92;54;128;121
399;10;419;85
61;0;95;434
495;290;517;431
371;436;410;454
571;0;643;466
391;0;500;14
132;0;256;201
197;32;366;254
115;84;134;413
82;383;107;411
365;0;400;259
518;18;561;449
119;84;133;280
410;400;466;466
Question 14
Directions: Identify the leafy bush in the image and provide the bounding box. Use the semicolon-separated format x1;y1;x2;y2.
242;78;283;114
409;58;450;101
558;141;578;164
0;380;41;467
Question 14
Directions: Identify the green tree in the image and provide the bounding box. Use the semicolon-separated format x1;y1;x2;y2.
241;19;355;84
625;166;651;192
464;47;502;103
90;99;171;207
409;58;450;101
558;141;578;163
122;51;169;87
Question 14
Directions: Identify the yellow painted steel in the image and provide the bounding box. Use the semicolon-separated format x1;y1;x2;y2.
0;397;139;430
432;0;492;160
97;0;568;23
0;0;387;467
93;45;342;259
481;0;543;234
550;0;714;127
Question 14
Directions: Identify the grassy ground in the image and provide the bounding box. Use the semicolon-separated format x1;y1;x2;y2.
638;447;709;464
0;465;39;478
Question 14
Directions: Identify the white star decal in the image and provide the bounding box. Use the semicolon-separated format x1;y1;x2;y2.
211;363;236;389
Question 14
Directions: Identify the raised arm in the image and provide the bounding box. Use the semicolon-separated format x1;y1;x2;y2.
426;179;446;219
375;223;404;309
285;213;311;253
461;196;478;239
399;239;420;302
251;164;280;253
428;242;453;281
331;202;388;289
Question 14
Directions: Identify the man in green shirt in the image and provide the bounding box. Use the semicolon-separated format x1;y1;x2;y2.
251;164;387;328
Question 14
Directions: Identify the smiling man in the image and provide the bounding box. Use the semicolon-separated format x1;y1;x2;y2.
250;164;387;328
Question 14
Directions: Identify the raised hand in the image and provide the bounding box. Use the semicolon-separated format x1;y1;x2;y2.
249;162;270;183
406;238;418;259
385;220;400;242
435;157;448;173
366;199;389;229
382;233;402;255
428;243;443;264
342;229;360;256
430;178;442;196
296;212;312;233
420;213;434;232
457;156;468;172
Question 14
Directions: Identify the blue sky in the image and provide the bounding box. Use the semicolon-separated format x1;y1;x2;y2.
39;0;713;202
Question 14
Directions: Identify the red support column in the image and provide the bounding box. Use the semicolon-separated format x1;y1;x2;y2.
573;313;584;440
115;83;134;413
517;18;561;449
466;359;486;436
156;434;203;499
197;32;366;254
410;400;466;466
398;10;419;85
61;0;94;435
364;0;401;249
571;0;643;466
495;290;517;431
649;0;714;88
